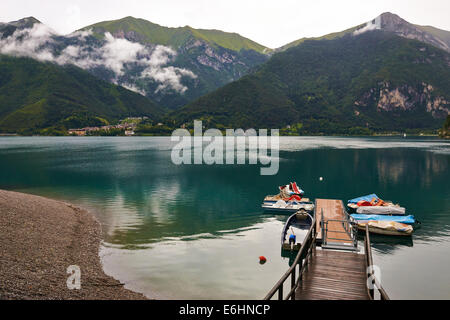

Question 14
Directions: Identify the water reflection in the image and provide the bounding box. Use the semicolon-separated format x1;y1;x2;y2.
358;233;414;252
376;149;448;187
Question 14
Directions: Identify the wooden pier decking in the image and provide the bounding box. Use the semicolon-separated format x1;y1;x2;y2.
264;198;389;301
295;250;369;300
316;199;353;245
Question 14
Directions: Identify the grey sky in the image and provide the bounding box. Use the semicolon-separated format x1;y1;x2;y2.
1;0;449;48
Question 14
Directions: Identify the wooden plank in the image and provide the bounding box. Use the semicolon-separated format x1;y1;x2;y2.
303;269;364;279
300;279;368;292
313;251;366;266
312;263;366;272
300;278;366;288
312;259;365;268
297;277;369;298
305;271;367;283
299;280;368;294
296;287;370;300
313;256;366;265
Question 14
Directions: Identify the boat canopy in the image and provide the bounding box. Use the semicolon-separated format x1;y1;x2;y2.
348;194;379;204
356;206;406;215
351;214;415;224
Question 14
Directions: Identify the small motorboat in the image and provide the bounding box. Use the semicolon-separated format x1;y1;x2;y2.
262;199;314;214
281;210;313;251
355;220;413;236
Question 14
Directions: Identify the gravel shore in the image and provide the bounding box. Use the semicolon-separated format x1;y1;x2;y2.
0;189;146;300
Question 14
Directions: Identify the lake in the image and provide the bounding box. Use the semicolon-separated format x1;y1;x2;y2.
0;136;449;299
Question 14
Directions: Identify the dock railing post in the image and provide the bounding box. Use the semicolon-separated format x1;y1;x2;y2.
313;220;316;255
365;224;375;299
321;208;325;245
291;267;296;300
298;256;303;289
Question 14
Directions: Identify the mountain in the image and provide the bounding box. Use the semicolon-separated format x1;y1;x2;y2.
78;16;270;108
173;30;450;134
0;55;163;134
279;12;450;53
0;16;270;110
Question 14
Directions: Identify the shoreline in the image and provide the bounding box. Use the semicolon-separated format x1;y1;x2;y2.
0;133;443;138
0;189;147;300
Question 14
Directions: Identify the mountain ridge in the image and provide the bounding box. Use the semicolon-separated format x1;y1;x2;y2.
81;16;271;54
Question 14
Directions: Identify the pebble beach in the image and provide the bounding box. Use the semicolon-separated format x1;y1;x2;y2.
0;189;146;300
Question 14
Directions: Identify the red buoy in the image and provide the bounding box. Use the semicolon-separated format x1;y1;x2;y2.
259;256;267;264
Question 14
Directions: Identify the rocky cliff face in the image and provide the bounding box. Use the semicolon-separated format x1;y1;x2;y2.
381;13;450;52
355;82;450;118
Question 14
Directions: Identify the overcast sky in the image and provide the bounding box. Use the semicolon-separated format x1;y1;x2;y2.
1;0;449;48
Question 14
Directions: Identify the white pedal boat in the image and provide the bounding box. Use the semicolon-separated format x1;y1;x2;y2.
262;200;314;214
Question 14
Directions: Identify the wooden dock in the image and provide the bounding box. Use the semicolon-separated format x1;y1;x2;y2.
316;199;353;246
295;250;369;300
264;198;389;301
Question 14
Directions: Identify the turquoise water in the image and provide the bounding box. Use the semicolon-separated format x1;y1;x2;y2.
0;136;449;299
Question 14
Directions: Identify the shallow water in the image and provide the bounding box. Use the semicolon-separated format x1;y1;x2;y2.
0;136;449;299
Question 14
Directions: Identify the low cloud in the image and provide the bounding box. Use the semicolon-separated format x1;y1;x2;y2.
121;82;147;96
0;23;196;94
0;23;55;61
141;46;197;94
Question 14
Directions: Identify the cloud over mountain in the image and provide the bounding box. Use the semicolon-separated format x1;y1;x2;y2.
0;23;197;94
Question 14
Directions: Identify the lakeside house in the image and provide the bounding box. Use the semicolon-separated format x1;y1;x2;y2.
68;129;87;136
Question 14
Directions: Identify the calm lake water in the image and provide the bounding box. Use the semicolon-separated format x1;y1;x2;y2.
0;136;449;299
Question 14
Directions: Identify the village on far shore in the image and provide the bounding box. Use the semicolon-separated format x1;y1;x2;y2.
68;116;164;136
